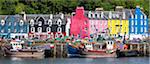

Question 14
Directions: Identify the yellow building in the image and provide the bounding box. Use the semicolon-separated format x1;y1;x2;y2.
108;20;129;36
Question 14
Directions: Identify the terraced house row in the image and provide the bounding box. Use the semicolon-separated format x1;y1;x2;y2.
0;6;149;40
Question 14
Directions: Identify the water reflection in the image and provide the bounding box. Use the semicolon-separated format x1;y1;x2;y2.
0;57;149;64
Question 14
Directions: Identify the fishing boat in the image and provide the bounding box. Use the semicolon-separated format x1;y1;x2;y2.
3;40;45;58
67;40;117;58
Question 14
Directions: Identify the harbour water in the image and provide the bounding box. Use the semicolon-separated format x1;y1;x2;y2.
0;57;149;64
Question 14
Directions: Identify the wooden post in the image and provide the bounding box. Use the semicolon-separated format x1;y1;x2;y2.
137;44;140;51
60;44;63;57
143;44;146;56
53;44;56;58
130;44;133;50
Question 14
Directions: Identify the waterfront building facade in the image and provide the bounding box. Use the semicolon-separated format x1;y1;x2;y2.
129;6;149;39
85;9;108;38
108;7;130;37
0;15;28;39
70;7;90;38
28;13;67;40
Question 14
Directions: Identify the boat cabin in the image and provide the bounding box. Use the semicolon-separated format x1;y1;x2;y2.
106;40;115;50
10;41;22;50
85;43;93;50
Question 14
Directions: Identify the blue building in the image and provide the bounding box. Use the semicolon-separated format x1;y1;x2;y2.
129;6;149;40
0;15;28;39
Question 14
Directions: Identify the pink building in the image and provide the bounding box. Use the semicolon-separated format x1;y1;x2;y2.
70;7;90;38
85;10;108;36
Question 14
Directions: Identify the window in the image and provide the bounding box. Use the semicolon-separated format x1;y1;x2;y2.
88;11;92;18
38;21;42;26
144;16;147;19
1;20;5;26
14;29;17;33
93;13;95;18
55;33;59;38
57;27;62;32
20;20;24;26
144;27;147;32
140;15;143;19
131;27;134;32
135;20;137;25
8;29;11;33
135;27;137;34
141;27;143;32
131;15;134;19
1;29;4;33
38;27;42;33
132;20;134;25
30;19;34;26
48;19;52;26
109;11;112;19
141;20;143;25
31;27;35;32
14;22;16;26
20;29;24;33
57;19;62;26
135;15;137;19
46;27;51;32
144;20;147;25
101;12;104;18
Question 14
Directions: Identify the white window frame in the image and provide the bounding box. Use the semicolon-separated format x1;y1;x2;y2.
141;27;143;32
20;20;24;26
57;27;62;32
93;13;95;18
1;29;4;33
97;13;100;18
135;15;137;19
135;20;137;25
30;19;34;26
20;29;24;33
132;20;134;25
38;27;42;33
46;27;51;32
1;20;5;26
48;19;52;26
38;21;42;26
144;27;147;32
140;15;143;19
88;11;92;18
8;29;11;33
31;27;35;32
141;20;143;25
101;12;104;18
57;19;62;26
135;27;137;34
144;20;146;25
132;27;134;32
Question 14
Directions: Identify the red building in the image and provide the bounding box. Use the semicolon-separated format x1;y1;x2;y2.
70;7;90;38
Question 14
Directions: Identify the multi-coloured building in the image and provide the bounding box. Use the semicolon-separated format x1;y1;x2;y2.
0;14;28;39
70;7;90;38
27;13;67;39
83;8;108;38
129;6;149;39
108;6;130;37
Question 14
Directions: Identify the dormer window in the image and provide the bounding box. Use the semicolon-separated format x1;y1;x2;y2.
109;12;112;19
38;21;42;26
88;11;92;18
1;20;5;26
93;13;95;18
57;19;62;26
20;20;24;26
101;12;104;18
30;19;34;26
48;19;52;26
